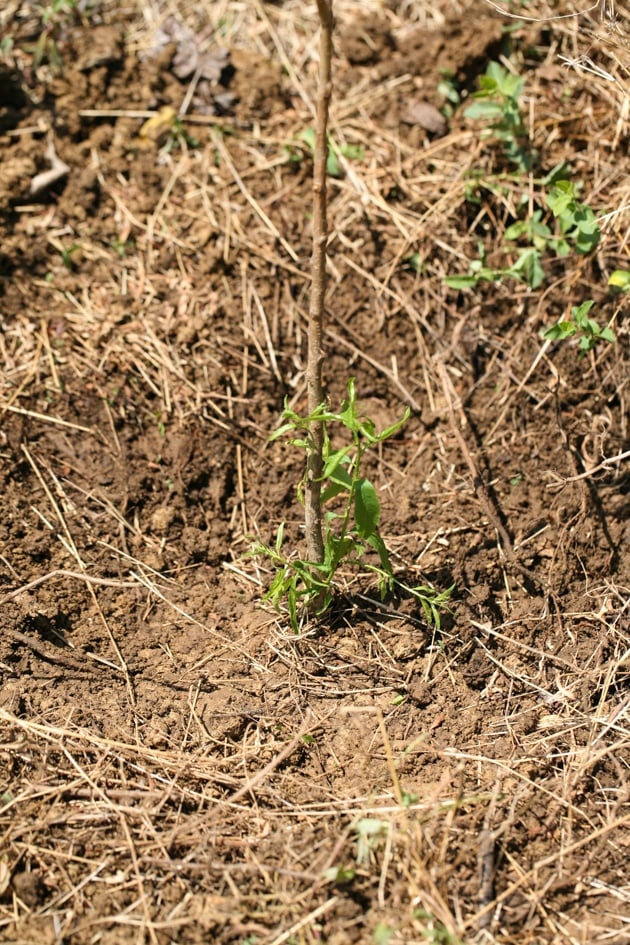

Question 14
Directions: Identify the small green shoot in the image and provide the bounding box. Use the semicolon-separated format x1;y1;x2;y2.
545;180;600;253
437;69;461;117
608;269;630;291
412;909;464;945
373;923;395;945
286;128;364;178
255;380;452;632
354;816;388;866
404;252;425;274
324;864;356;884
60;243;79;270
464;61;534;171
30;0;81;70
543;300;615;355
112;238;135;259
165;117;199;153
447;177;601;291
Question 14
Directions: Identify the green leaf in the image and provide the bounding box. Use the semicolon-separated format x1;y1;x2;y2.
287;583;298;631
274;522;285;555
509;248;545;288
321;446;352;481
504;219;528;241
354;479;380;539
464;100;503;120
542;161;572;185
321;480;349;505
445;275;478;289
268;421;296;441
367;532;394;583
357;416;377;442
338;143;365;162
376;407;410;442
575;231;600;254
326;149;342;178
571;299;595;322
608;269;630;290
324;865;356;884
544;321;576;341
373;923;394;945
405;252;423;272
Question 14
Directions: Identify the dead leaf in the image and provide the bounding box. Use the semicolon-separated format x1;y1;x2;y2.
401;99;446;135
173;43;229;82
136;106;177;147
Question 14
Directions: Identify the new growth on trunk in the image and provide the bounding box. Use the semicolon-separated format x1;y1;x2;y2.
305;0;334;567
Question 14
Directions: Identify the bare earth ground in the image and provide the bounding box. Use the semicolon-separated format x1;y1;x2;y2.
0;1;629;943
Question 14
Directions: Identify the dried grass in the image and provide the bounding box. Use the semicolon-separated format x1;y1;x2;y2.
1;0;629;942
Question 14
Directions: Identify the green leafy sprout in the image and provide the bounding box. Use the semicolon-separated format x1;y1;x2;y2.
448;62;603;292
31;0;81;70
255;379;453;632
412;909;465;945
464;60;534;172
543;300;615;356
445;168;601;289
446;175;601;291
286;128;365;178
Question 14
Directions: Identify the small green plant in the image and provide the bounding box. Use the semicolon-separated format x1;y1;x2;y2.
31;0;80;70
412;909;464;945
112;238;135;259
286;128;364;178
446;176;601;291
255;379;452;632
165;118;199;153
373;923;395;945
324;864;356;884
354;816;389;866
543;300;615;355
437;69;461;117
464;60;534;172
60;242;79;270
608;269;630;291
545;179;600;254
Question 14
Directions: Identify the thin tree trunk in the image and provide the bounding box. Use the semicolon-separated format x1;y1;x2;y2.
305;0;333;566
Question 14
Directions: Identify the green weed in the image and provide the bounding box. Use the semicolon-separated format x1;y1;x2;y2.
464;60;534;172
286;128;365;178
354;816;389;866
450;64;603;292
60;243;79;270
30;0;81;70
545;179;600;254
446;175;601;291
373;923;395;945
543;300;615;355
437;69;461;117
412;909;464;945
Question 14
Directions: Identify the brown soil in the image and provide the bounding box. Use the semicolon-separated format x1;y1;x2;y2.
1;2;628;944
